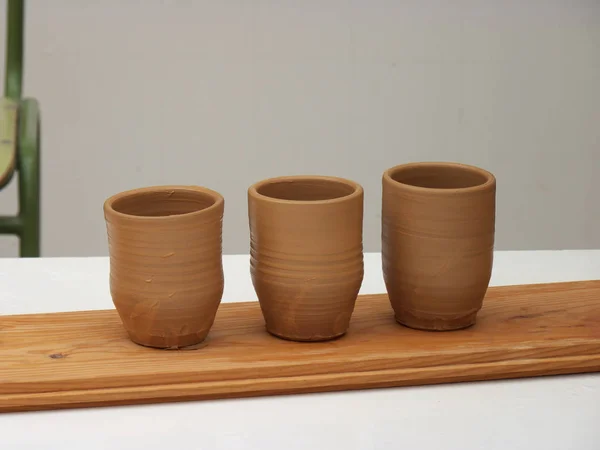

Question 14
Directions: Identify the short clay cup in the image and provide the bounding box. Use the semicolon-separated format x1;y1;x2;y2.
382;162;496;331
248;175;364;342
104;185;224;349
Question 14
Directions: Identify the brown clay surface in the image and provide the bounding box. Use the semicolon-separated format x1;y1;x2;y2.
1;280;600;413
104;185;224;348
248;176;364;341
382;162;496;330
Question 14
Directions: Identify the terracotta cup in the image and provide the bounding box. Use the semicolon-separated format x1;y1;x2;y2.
382;162;496;331
248;175;364;341
103;185;224;349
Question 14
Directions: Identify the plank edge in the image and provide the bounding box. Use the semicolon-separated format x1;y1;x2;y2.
3;353;600;413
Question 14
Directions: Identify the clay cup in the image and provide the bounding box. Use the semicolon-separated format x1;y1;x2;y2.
104;185;225;348
248;175;364;342
382;162;496;331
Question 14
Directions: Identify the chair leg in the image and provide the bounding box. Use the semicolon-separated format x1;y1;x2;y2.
18;98;40;257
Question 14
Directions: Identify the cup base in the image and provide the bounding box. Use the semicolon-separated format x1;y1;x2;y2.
127;332;209;350
395;310;477;331
266;327;347;342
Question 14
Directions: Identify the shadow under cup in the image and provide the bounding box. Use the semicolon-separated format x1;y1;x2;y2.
104;185;224;349
248;176;364;342
382;162;496;331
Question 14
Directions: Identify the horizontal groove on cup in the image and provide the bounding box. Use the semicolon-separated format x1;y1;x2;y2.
251;242;363;276
382;220;495;247
106;231;222;255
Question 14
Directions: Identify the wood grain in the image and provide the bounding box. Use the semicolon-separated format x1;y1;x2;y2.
2;280;600;412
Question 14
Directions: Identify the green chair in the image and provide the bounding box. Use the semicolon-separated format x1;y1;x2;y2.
0;0;41;257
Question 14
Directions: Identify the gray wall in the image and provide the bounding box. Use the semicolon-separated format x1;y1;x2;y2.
0;0;599;257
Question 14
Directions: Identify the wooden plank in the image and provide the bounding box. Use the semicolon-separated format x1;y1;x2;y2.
1;280;600;412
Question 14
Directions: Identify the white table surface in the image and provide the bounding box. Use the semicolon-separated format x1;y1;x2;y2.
1;250;600;449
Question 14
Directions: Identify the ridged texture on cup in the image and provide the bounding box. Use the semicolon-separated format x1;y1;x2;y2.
248;176;364;341
104;185;224;348
382;162;496;331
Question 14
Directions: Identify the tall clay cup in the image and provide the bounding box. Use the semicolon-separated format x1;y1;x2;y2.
382;162;496;331
104;185;224;349
248;175;364;342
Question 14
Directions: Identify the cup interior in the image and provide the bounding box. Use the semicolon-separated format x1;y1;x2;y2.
256;178;357;201
390;164;491;189
111;189;217;217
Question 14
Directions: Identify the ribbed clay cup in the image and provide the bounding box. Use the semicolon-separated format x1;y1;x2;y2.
382;162;496;331
248;176;364;342
104;185;224;349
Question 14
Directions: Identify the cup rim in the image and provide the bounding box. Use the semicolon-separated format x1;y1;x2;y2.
248;175;363;205
383;162;495;195
104;185;224;221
